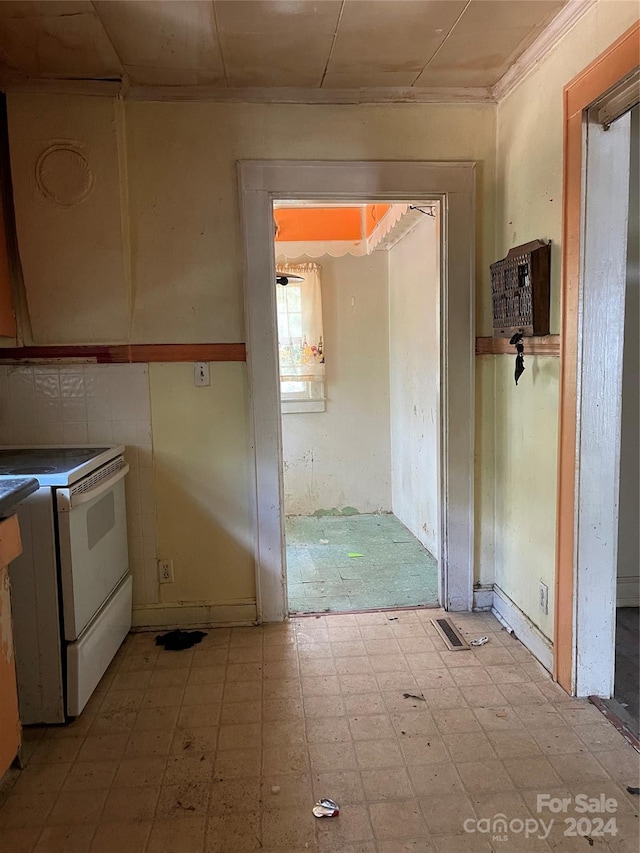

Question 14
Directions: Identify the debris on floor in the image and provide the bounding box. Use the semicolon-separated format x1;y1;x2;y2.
312;798;340;818
627;786;640;795
319;538;329;544
470;636;489;646
155;629;207;651
403;692;426;702
347;552;364;558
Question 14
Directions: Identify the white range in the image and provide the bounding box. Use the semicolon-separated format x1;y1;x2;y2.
0;445;131;723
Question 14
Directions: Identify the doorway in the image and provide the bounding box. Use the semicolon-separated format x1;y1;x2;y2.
273;200;441;614
610;104;639;735
555;24;639;703
238;160;476;622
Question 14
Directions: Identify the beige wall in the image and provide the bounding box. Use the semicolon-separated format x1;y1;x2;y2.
282;252;392;517
7;98;496;346
493;1;639;639
4;96;495;624
8;96;131;344
149;362;256;624
4;2;636;630
389;215;439;555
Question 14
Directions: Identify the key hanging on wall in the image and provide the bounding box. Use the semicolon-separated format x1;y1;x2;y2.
510;332;525;385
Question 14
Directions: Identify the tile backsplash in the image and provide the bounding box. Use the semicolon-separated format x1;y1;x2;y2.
0;363;158;606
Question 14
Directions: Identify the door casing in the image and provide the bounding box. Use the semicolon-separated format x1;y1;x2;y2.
555;21;639;694
238;160;476;622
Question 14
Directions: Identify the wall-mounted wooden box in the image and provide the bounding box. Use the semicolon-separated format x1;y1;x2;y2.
490;240;551;337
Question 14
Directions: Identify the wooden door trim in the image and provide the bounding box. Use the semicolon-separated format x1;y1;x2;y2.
555;21;640;691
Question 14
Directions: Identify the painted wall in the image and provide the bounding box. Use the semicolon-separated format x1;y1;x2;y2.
617;105;639;607
388;216;439;554
148;362;256;627
494;1;639;640
281;252;391;517
7;99;496;346
7;96;131;344
0;361;256;626
3;96;495;625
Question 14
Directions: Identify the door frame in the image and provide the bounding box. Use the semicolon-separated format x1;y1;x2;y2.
238;160;476;622
555;22;639;694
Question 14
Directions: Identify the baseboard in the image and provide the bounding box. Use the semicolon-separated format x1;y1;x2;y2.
473;585;494;611
616;576;639;608
132;601;257;629
491;585;554;674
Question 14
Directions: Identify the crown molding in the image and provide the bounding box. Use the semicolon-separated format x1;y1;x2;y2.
0;78;496;104
492;0;598;102
125;84;495;104
2;76;495;104
2;78;124;97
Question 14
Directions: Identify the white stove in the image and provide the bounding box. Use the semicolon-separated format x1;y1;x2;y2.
0;445;131;723
0;446;119;486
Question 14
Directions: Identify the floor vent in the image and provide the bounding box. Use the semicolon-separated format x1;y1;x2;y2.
431;617;471;651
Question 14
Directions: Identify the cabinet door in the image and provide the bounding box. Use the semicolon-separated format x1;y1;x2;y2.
0;196;16;338
0;567;20;776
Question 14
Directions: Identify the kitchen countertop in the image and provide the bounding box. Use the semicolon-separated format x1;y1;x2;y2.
0;478;39;519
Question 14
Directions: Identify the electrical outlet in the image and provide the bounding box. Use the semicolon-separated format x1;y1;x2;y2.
158;559;174;584
194;362;210;387
539;581;548;614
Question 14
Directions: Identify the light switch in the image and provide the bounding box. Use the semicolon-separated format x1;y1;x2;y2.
194;362;210;387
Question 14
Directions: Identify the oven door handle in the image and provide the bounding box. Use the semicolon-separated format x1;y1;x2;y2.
70;464;130;508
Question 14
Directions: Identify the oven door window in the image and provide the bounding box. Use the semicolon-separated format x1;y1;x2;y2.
87;491;116;551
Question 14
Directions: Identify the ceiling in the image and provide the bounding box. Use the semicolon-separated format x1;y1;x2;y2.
0;0;569;95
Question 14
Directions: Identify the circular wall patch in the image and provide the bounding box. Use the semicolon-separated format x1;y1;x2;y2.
36;144;95;206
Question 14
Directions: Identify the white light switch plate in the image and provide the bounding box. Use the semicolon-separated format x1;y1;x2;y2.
194;362;210;387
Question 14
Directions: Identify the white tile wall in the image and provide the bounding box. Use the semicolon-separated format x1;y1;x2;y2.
0;363;158;606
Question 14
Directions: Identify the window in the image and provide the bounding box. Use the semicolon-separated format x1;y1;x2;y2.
276;262;325;412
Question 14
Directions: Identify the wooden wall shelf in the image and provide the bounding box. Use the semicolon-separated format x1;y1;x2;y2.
475;335;560;357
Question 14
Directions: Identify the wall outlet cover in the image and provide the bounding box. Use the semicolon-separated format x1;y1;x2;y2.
539;581;549;614
158;559;174;583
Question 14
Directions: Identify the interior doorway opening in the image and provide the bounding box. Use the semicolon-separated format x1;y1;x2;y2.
557;38;639;723
273;200;441;615
607;103;639;736
239;159;475;623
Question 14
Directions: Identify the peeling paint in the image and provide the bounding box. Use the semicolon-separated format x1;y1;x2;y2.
312;506;360;518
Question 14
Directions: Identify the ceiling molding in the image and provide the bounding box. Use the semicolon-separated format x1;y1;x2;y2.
492;0;598;102
2;78;124;97
2;77;495;104
125;84;496;105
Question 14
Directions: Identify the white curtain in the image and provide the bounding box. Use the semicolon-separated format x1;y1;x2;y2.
276;262;325;384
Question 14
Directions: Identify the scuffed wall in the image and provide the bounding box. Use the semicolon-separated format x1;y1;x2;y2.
281;252;391;517
388;215;439;554
7;95;131;344
6;98;496;346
